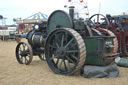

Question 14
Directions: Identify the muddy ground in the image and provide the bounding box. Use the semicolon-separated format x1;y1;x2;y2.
0;40;128;85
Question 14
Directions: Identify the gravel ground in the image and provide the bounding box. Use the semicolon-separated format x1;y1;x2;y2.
0;40;128;85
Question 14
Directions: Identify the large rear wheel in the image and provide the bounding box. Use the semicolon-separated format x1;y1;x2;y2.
45;28;86;75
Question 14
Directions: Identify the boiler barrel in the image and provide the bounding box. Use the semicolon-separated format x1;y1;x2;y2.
31;34;44;47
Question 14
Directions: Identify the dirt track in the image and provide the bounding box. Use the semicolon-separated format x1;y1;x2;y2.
0;40;128;85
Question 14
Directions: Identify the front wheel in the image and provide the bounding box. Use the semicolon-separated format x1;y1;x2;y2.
16;42;33;65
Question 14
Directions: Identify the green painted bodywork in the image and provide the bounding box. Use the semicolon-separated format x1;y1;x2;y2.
84;36;114;66
47;10;73;35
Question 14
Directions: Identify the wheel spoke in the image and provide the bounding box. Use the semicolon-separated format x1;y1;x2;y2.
61;34;64;47
63;59;68;71
55;42;60;48
25;57;28;64
64;38;74;48
97;14;99;23
65;56;75;64
55;58;59;65
70;54;78;60
66;50;79;53
65;32;68;44
55;34;61;46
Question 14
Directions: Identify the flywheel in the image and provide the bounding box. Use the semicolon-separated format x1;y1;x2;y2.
45;28;86;75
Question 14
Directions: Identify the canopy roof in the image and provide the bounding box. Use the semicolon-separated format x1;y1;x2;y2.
16;12;48;24
24;12;48;20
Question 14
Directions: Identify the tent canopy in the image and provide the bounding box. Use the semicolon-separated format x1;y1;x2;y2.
24;12;48;20
16;12;48;24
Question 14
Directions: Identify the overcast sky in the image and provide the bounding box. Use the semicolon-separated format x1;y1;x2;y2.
0;0;128;25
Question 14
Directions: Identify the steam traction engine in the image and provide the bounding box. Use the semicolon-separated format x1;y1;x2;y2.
15;6;118;75
16;21;47;64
